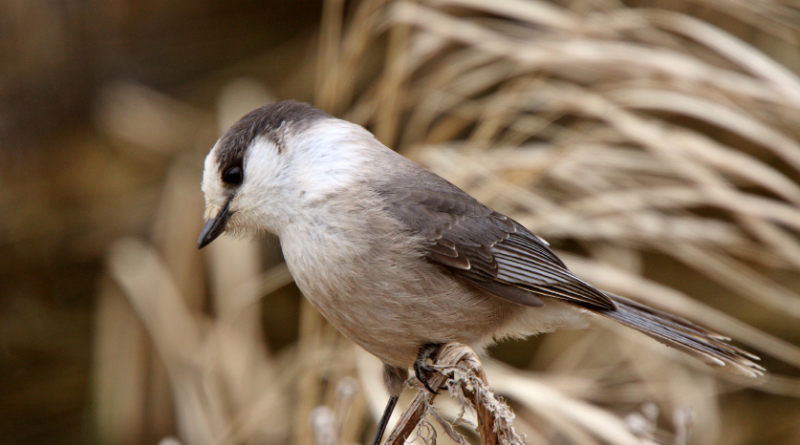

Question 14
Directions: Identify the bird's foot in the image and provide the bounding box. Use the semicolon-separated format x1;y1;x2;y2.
414;343;443;394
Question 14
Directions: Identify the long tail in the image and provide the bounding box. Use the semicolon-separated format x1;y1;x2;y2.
598;293;764;377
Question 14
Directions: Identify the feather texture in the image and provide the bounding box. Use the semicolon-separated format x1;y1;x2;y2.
602;293;764;376
377;184;615;310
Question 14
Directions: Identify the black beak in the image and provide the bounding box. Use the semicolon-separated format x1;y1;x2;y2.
198;199;234;249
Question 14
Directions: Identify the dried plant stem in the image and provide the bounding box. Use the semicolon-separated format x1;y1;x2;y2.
385;343;523;445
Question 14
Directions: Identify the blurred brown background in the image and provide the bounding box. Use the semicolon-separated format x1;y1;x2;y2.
3;1;800;445
2;1;321;444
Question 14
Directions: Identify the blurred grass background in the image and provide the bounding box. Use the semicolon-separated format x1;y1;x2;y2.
2;0;800;444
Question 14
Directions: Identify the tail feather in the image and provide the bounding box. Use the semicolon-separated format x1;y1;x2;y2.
599;293;764;377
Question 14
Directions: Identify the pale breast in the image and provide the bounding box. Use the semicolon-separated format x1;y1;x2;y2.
278;196;492;365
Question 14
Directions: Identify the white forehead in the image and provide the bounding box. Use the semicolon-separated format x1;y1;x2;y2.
203;142;220;178
201;142;226;210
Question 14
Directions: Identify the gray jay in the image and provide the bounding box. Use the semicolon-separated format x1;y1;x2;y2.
198;100;762;445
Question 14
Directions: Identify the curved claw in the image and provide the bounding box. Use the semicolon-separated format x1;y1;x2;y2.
414;363;438;394
414;344;442;394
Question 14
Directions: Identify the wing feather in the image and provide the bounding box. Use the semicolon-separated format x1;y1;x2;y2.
377;184;615;310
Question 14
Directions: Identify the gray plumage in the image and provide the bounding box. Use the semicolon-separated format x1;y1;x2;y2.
199;100;764;397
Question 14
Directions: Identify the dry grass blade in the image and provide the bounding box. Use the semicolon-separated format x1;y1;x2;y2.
485;361;644;445
640;10;800;93
663;243;800;318
606;88;800;174
107;237;289;445
432;0;580;30
94;81;214;155
387;3;795;106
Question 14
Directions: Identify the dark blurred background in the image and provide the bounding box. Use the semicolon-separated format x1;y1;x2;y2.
1;2;321;444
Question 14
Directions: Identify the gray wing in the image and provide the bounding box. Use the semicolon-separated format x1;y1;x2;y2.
378;181;615;311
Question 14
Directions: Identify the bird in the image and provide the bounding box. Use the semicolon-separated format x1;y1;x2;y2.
197;100;763;445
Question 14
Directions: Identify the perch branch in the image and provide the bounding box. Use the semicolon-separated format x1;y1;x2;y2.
384;343;523;445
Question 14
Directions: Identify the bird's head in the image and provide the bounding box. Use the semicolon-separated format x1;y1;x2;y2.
198;100;380;249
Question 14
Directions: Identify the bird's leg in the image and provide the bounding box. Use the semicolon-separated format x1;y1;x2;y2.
414;343;442;394
372;364;408;445
370;395;399;445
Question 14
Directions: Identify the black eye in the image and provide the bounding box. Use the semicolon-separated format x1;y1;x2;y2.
222;166;243;185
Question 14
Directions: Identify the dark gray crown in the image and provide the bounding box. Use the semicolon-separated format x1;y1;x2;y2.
215;100;330;173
